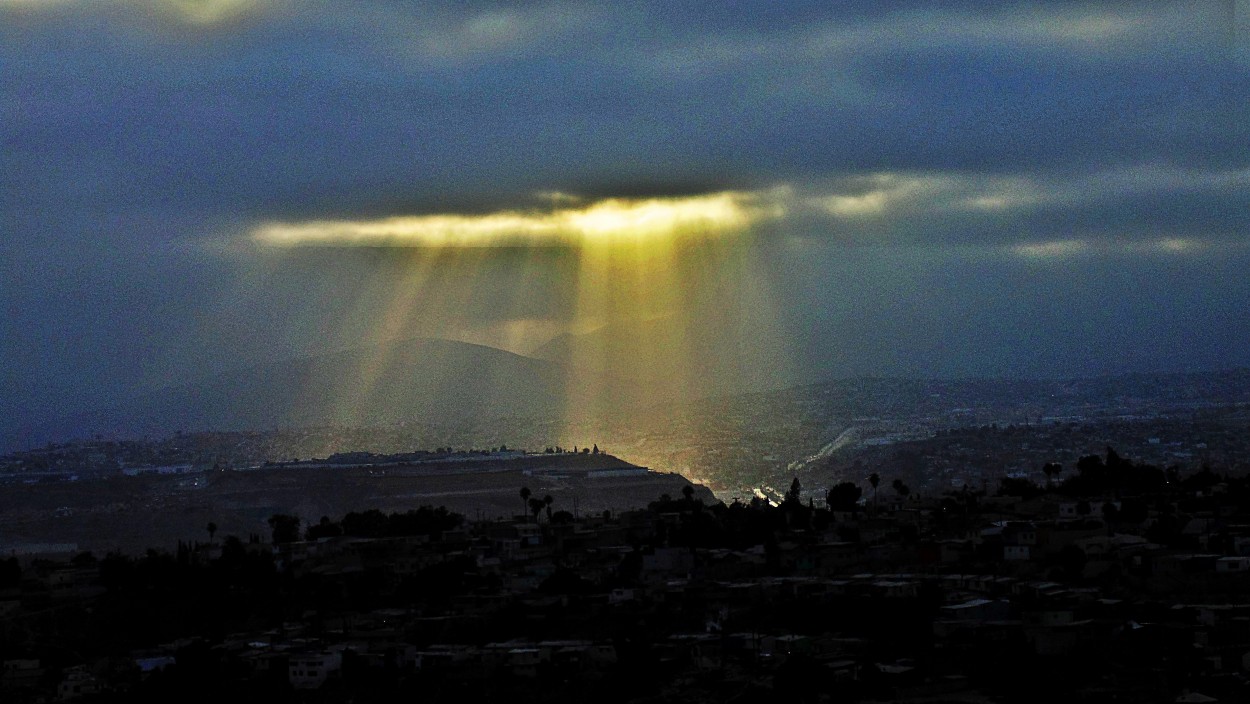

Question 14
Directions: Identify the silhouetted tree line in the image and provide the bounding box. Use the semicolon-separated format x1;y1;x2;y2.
637;479;845;555
541;443;601;454
996;446;1175;499
15;537;289;659
301;506;462;541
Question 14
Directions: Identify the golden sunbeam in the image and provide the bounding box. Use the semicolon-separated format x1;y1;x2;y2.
316;249;441;426
555;229;798;461
232;189;800;441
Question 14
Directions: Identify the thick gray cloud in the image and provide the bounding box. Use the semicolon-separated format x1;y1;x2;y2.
3;0;1248;436
6;1;1244;221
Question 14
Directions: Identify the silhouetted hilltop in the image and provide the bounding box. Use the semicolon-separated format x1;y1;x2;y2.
0;450;711;555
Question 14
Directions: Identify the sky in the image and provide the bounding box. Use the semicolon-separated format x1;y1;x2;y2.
3;0;1249;438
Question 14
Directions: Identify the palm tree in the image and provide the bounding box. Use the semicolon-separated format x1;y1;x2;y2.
543;495;554;522
520;486;532;521
206;521;217;545
869;473;880;510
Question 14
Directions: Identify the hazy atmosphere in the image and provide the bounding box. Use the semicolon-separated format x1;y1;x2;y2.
4;1;1249;446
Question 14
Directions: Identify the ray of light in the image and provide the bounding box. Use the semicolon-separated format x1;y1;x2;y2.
235;190;803;447
314;248;443;427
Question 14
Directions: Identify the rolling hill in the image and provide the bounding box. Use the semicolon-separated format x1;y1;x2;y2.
20;338;589;444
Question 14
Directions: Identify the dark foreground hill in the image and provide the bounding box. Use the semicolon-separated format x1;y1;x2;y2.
0;453;713;555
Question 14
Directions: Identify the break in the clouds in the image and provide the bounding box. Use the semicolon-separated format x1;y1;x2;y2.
3;0;1250;440
252;191;780;248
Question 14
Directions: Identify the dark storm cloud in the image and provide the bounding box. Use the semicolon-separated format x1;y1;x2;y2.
6;0;1244;233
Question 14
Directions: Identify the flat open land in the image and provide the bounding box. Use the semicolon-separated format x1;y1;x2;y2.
0;454;711;555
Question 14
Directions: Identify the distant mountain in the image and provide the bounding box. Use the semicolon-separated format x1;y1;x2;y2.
528;310;1004;403
18;338;601;445
532;314;801;401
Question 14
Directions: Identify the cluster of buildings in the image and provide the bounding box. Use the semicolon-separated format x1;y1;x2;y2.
871;416;1250;496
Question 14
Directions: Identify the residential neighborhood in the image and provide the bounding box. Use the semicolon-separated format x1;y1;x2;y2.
6;446;1250;702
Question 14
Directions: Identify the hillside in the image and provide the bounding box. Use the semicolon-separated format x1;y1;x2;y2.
21;339;575;445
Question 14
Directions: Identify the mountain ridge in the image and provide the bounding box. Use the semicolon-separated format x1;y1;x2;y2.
11;337;577;449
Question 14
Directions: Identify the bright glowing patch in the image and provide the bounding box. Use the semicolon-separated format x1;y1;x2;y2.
820;191;888;217
253;192;778;248
964;196;1014;211
812;173;981;218
0;0;269;24
1012;240;1089;259
164;0;260;25
1154;237;1198;253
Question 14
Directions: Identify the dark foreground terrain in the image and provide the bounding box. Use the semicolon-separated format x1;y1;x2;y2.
6;446;1250;703
0;453;711;555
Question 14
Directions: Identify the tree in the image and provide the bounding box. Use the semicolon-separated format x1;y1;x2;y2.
869;472;881;509
826;482;863;512
543;494;554;521
267;514;300;544
342;509;389;538
206;521;217;545
520;486;532;521
1076;454;1108;492
305;515;343;541
682;484;695;502
529;497;546;523
786;477;802;504
892;478;911;500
